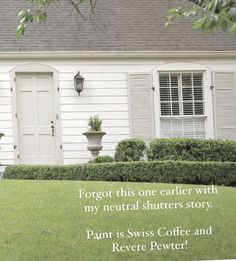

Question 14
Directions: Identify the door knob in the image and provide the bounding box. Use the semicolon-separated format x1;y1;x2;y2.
51;121;55;137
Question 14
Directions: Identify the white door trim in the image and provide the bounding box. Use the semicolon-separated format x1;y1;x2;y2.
10;63;63;164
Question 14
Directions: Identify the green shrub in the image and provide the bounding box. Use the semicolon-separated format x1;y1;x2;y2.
114;139;146;162
89;155;114;163
147;138;236;162
4;161;236;186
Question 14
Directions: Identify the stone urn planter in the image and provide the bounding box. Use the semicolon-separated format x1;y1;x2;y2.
83;115;106;159
83;131;106;159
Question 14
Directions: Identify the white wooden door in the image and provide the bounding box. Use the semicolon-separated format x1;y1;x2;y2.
16;74;57;164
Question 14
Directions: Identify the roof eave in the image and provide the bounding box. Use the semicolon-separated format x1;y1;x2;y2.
0;51;236;59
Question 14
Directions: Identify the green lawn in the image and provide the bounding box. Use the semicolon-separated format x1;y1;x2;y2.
0;180;235;261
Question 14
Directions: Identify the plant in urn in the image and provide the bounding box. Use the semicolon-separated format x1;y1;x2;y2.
83;115;106;160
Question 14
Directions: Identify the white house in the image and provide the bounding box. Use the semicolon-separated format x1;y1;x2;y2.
0;0;236;166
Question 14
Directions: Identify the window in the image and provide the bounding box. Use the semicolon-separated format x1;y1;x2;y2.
159;72;206;138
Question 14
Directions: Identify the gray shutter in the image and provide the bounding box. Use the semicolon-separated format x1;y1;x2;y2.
129;73;154;142
214;72;236;140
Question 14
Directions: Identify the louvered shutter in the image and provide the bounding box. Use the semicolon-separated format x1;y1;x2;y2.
129;73;154;142
214;72;236;140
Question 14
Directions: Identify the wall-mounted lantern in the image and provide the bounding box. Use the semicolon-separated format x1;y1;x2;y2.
0;132;4;140
74;71;84;96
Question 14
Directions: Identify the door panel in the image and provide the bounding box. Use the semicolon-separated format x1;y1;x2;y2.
16;74;56;164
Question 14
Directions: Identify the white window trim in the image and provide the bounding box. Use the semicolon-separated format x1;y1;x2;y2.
152;62;214;139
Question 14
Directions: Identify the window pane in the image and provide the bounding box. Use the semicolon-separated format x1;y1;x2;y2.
171;88;179;101
182;88;193;101
194;87;203;100
183;102;193;115
194;102;204;115
183;119;194;137
171;74;178;87
159;74;169;87
160;88;170;101
160;119;172;137
172;103;180;115
160;118;205;138
161;103;171;115
194;118;205;138
182;73;192;87
193;73;203;87
172;119;183;137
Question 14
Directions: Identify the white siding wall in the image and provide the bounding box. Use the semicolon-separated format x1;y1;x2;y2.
0;69;14;165
58;70;130;163
0;58;236;164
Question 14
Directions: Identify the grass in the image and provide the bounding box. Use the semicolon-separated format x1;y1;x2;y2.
0;180;235;261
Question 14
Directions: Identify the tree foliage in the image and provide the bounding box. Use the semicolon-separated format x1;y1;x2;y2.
166;0;236;34
16;0;96;38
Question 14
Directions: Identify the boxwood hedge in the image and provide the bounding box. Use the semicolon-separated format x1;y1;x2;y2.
4;161;236;186
147;138;236;162
89;155;114;163
114;138;146;162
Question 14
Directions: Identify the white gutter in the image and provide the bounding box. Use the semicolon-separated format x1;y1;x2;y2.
0;51;236;59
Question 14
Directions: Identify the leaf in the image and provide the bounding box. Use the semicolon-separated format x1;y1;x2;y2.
18;11;27;18
16;25;25;39
229;22;236;34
